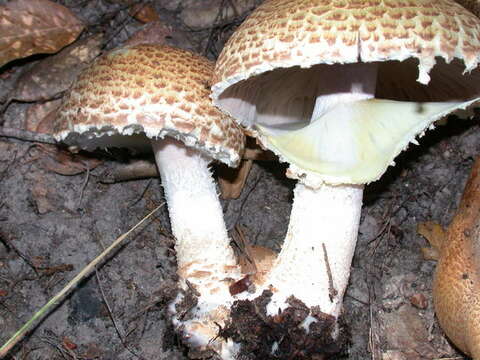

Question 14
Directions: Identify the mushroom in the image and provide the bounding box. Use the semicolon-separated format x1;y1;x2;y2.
211;0;480;356
53;44;245;350
418;157;480;359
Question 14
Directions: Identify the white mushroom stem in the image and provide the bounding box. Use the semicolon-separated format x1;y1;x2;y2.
265;182;363;318
151;137;240;347
255;63;377;320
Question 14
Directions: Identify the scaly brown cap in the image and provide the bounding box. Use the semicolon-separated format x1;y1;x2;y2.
55;44;244;167
213;0;480;95
211;0;480;186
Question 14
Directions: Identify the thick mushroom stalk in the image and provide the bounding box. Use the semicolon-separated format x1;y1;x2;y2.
265;182;363;317
152;137;240;347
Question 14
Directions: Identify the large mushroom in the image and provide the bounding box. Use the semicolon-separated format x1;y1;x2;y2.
418;157;480;359
53;44;245;351
211;0;480;356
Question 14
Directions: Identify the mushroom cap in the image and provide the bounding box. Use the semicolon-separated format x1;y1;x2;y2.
211;0;480;186
212;0;480;94
54;44;244;167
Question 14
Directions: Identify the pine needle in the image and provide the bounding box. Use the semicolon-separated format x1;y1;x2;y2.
0;203;164;358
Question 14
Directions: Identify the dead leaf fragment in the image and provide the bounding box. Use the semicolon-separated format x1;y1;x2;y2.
409;293;428;310
0;0;84;67
31;177;55;214
124;21;171;47
35;144;102;176
62;337;77;351
13;34;103;102
24;99;62;133
129;4;160;23
218;159;253;199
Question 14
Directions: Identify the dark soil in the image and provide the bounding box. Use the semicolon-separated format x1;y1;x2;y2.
1;1;479;360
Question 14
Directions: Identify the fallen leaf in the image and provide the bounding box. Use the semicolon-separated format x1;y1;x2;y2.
62;337;77;351
13;34;103;102
31;176;55;214
218;159;253;199
409;293;428;310
0;0;84;67
36;145;102;176
129;3;160;23
243;136;276;161
24;99;62;133
124;21;172;47
0;289;8;297
383;304;437;359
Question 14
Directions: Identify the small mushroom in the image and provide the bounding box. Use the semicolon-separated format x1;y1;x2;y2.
212;0;480;356
54;44;245;351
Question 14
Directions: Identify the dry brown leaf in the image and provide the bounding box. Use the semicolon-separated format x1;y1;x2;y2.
124;21;172;47
129;4;160;23
31;175;55;214
13;34;103;102
24;99;62;133
0;0;84;68
33;144;102;176
243;136;277;161
218;159;253;199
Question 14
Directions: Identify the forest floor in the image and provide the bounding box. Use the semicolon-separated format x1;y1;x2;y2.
1;1;479;359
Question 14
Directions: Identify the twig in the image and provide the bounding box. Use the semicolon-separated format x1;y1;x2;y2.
3;238;40;277
100;160;157;184
321;243;337;302
229;173;262;230
0;203;164;358
0;128;56;145
77;166;90;209
128;179;153;207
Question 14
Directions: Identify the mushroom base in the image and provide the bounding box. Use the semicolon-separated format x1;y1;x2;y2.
219;290;348;360
263;182;364;318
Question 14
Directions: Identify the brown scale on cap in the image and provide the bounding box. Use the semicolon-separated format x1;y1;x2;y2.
54;44;244;167
213;0;480;90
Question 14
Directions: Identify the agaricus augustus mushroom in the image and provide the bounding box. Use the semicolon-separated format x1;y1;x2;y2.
211;0;480;357
53;44;245;352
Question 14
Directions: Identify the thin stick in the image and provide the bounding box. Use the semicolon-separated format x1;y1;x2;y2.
0;203;164;358
0;128;56;145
